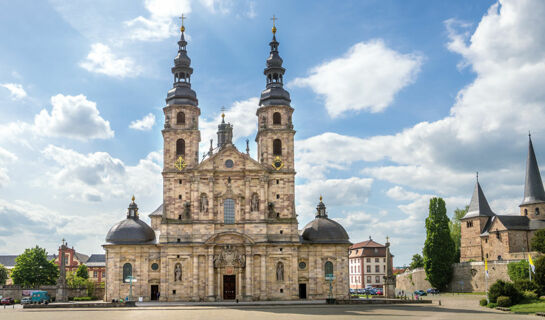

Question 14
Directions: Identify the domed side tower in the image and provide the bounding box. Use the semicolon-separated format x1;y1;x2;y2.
301;197;350;244
106;196;156;245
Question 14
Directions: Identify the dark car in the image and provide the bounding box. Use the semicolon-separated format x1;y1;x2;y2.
427;288;439;294
414;290;427;296
1;297;14;305
349;289;357;295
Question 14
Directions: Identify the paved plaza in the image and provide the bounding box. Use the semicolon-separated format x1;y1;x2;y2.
0;295;539;320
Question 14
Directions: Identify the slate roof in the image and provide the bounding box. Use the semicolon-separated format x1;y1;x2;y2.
74;252;89;263
521;135;545;205
480;214;545;236
85;254;105;267
0;254;57;268
149;203;163;217
463;181;496;219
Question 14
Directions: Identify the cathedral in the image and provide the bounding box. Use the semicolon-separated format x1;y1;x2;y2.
103;22;351;302
460;135;545;262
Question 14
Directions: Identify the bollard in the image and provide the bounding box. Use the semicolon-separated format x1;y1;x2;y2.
438;300;442;306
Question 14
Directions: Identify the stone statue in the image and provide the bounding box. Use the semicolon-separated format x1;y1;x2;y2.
184;202;191;219
251;193;259;212
200;194;208;213
164;114;171;128
276;262;284;281
260;116;267;128
268;202;276;219
174;263;182;281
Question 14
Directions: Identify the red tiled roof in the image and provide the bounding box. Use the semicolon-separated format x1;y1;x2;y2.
350;239;385;249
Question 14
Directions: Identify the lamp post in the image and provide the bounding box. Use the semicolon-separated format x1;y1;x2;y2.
124;276;137;302
325;274;335;304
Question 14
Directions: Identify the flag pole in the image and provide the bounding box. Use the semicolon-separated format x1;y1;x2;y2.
529;254;532;282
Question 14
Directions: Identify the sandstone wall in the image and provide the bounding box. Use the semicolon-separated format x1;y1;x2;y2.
0;285;105;300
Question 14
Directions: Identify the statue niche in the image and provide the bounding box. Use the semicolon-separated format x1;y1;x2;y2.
268;202;278;219
184;202;191;219
200;193;209;213
250;193;259;212
174;263;182;282
276;262;284;281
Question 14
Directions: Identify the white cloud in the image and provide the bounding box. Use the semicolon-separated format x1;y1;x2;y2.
130;113;156;131
0;83;27;100
125;0;192;41
41;145;162;202
291;40;422;117
80;43;140;78
34;94;114;140
0;147;17;188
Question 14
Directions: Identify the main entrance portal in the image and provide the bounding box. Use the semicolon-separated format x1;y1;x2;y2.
151;285;159;300
223;275;236;300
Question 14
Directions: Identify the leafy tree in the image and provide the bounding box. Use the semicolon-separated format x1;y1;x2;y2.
508;260;530;282
449;206;468;263
0;264;8;285
76;264;89;279
11;246;58;286
423;197;456;290
409;254;424;270
66;272;87;288
531;229;545;254
534;255;545;295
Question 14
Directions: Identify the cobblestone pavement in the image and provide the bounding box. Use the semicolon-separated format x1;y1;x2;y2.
0;295;538;319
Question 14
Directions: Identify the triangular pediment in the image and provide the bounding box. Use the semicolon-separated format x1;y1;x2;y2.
196;144;269;172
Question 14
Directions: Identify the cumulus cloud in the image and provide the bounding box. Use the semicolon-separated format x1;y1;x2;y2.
0;147;17;188
0;83;27;100
80;43;140;77
129;113;156;131
291;40;422;117
34;94;114;140
125;0;191;41
41;145;162;202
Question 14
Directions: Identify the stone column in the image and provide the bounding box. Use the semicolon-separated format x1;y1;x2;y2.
261;254;266;299
260;176;266;220
292;254;298;299
192;253;199;300
208;177;214;220
317;256;323;295
207;247;214;301
191;176;198;221
245;247;253;300
244;177;250;221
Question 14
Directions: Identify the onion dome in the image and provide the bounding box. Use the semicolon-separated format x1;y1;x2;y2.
301;197;350;244
259;20;291;107
166;19;198;107
106;196;156;245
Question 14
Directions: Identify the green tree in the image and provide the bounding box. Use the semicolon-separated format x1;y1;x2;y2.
0;264;8;285
449;206;468;263
76;264;89;279
531;229;545;254
534;255;545;295
66;272;87;288
11;246;58;286
507;260;530;282
409;254;424;270
423;197;456;290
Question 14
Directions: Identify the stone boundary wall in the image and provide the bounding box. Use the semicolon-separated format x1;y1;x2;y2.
0;285;105;300
396;260;515;293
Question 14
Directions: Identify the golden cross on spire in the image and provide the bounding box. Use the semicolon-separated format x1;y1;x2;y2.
179;13;187;32
271;14;278;34
221;106;226;119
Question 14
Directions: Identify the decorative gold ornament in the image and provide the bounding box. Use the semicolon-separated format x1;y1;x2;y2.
175;155;187;171
272;156;284;170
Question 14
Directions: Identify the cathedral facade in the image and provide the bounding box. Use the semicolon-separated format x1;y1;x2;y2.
103;23;351;302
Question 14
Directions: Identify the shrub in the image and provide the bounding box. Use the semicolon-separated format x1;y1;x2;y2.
479;298;488;306
496;296;512;307
514;279;537;293
508;260;530;281
487;302;497;308
534;255;545;296
14;299;20;304
73;296;93;301
522;290;538;300
488;280;521;304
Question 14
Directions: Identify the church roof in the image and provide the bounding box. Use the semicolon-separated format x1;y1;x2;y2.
149;203;163;217
480;215;545;236
105;198;156;245
301;198;351;244
259;25;291;107
463;180;496;219
166;22;198;106
521;135;545;206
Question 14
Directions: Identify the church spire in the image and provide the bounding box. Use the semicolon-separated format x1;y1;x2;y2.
521;134;545;205
464;178;495;218
217;109;233;149
166;14;198;106
259;16;291;107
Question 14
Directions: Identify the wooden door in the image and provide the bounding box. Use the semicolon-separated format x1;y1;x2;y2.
223;275;236;300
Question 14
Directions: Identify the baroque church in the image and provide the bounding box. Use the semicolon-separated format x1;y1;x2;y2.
103;22;351;302
460;135;545;262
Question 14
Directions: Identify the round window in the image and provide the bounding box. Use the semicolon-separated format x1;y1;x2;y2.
225;159;234;168
298;261;306;270
151;263;159;271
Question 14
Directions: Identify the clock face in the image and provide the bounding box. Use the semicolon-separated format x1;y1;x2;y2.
175;156;187;171
272;156;284;170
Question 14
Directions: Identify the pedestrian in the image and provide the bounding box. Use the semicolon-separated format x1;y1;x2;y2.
157;291;160;300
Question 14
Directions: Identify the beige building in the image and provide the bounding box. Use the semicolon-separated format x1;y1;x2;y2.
349;238;392;289
103;23;351;302
460;135;545;262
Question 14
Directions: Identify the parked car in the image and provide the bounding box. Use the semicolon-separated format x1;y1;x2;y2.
349;289;356;295
364;288;377;295
414;290;427;296
1;297;14;305
376;288;383;295
31;291;50;304
356;288;365;294
21;297;32;305
427;288;439;295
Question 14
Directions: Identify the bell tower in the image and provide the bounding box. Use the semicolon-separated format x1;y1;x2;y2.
255;19;295;172
162;17;200;171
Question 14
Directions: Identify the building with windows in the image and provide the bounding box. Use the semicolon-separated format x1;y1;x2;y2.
460;135;545;262
102;22;351;302
54;242;105;283
348;238;392;289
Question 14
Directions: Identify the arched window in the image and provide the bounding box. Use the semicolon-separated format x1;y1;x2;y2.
273;139;282;155
177;112;185;124
123;263;132;283
324;261;333;278
224;198;235;224
536;208;540;215
273;112;282;125
524;209;528;216
176;139;185;156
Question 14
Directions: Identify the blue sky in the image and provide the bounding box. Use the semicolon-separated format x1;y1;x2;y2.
2;0;544;266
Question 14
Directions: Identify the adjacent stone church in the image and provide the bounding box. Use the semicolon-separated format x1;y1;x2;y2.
460;135;545;262
103;23;351;302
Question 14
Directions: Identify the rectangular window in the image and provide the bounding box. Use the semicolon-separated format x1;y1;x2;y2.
367;276;371;283
367;266;370;272
375;265;379;272
93;271;98;277
375;258;379;262
375;276;380;283
366;258;370;262
224;199;235;224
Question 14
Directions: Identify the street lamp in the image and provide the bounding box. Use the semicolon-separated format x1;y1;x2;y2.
124;276;137;302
